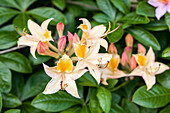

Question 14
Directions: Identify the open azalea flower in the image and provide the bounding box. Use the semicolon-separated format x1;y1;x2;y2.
43;54;87;98
73;36;112;84
148;0;170;20
129;47;169;90
78;18;108;50
17;18;54;58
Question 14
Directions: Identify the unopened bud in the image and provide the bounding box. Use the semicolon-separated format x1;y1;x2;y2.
129;56;137;70
138;44;146;54
66;31;73;51
108;43;117;54
73;33;80;44
37;41;49;55
58;36;66;52
125;46;132;53
125;34;133;47
121;51;128;66
57;22;64;38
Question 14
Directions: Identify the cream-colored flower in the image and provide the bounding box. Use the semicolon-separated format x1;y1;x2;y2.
100;54;127;85
129;47;169;90
18;18;53;58
43;54;87;98
74;40;112;84
78;18;108;50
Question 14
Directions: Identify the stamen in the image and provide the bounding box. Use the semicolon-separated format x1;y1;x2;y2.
15;26;24;36
100;61;109;69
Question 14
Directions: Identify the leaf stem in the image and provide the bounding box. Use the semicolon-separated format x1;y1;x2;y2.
111;81;129;92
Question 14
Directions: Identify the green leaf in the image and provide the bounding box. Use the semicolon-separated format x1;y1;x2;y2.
141;19;168;31
0;93;2;112
29;53;51;65
162;47;170;58
16;0;36;11
109;104;125;113
0;7;19;26
86;87;97;103
93;13;111;23
21;71;50;101
61;106;81;113
0;31;18;50
119;12;150;24
136;1;155;17
0;52;32;73
111;0;129;14
0;24;16;31
111;93;121;104
140;107;157;113
4;109;21;113
80;105;91;113
0;62;11;93
97;87;112;113
157;70;170;89
13;13;31;33
28;7;67;25
89;96;103;113
121;99;139;113
52;0;65;10
31;91;81;112
77;72;98;87
126;26;160;50
2;93;22;108
160;105;170;113
21;102;46;113
96;0;116;20
132;85;170;108
107;24;123;43
106;79;118;89
165;13;170;31
0;0;21;10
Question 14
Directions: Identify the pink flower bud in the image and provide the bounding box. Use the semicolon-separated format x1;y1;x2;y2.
125;34;133;47
73;33;80;44
108;43;117;54
138;44;146;54
121;51;128;66
57;22;64;38
124;46;132;53
58;36;66;52
66;31;74;51
37;41;49;55
129;56;137;70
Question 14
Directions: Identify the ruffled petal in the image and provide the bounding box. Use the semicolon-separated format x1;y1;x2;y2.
142;73;156;90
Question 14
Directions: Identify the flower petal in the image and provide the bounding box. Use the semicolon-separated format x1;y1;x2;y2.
146;47;155;63
65;76;80;98
74;60;87;71
18;35;39;46
79;18;91;30
100;68;114;85
30;45;38;59
99;38;108;50
129;67;144;76
69;69;88;80
41;18;53;31
111;69;127;79
43;63;60;78
155;5;167;20
142;73;156;90
89;25;106;38
43;77;61;94
148;0;162;7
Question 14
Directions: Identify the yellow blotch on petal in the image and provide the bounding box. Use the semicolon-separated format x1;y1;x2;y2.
80;24;88;30
76;44;86;58
159;0;168;4
57;54;73;73
108;55;120;72
43;30;51;40
135;54;147;67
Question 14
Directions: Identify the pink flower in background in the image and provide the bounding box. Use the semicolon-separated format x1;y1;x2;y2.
148;0;170;20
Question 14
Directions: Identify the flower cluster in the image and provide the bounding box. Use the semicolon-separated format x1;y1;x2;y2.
17;18;169;98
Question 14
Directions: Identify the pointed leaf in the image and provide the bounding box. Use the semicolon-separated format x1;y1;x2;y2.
165;13;170;31
160;105;170;113
162;47;170;58
157;70;170;89
121;99;139;113
52;0;66;10
4;109;20;113
109;104;125;113
93;13;111;23
29;53;51;65
0;93;2;112
111;0;129;14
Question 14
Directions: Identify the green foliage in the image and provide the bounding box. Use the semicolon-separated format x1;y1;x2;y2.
4;109;21;113
162;47;170;58
157;70;170;89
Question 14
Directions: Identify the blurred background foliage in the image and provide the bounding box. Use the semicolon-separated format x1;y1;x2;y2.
0;0;170;113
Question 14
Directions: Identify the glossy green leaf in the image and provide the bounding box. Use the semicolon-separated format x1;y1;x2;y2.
111;93;121;104
157;70;170;89
16;0;36;11
165;13;170;31
13;13;30;33
133;85;170;108
52;0;65;10
29;53;51;65
162;47;170;58
126;26;160;50
31;91;82;112
97;87;112;113
0;52;32;73
93;13;111;23
0;62;11;93
4;109;21;113
0;31;18;50
61;106;81;113
111;0;129;14
109;104;125;113
0;0;21;10
86;87;97;103
107;24;123;43
140;107;157;113
136;1;155;17
119;12;150;24
89;96;103;113
96;0;116;20
77;72;98;87
141;19;168;31
0;7;19;26
80;105;90;113
21;71;50;101
106;79;118;89
121;99;139;113
2;93;22;108
0;24;16;31
160;105;170;113
0;93;2;112
28;7;67;25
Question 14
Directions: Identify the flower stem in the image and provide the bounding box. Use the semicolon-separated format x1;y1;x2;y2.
46;42;58;53
111;81;129;92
